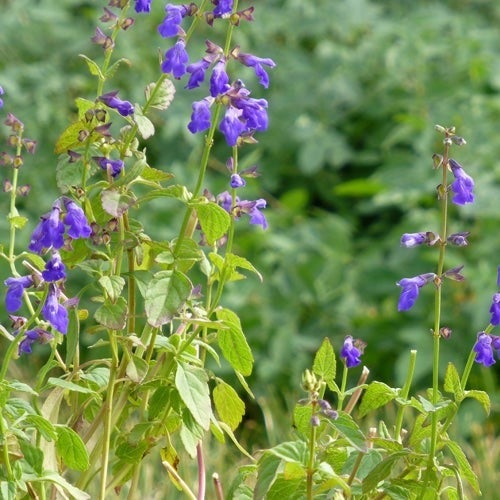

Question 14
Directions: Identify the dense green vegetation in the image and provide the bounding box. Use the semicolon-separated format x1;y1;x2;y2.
1;0;499;494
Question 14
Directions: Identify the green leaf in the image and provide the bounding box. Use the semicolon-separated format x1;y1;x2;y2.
139;165;174;184
213;380;246;431
101;189;135;217
216;308;254;376
47;378;96;395
134;106;155;139
55;120;87;154
293;404;313;436
444;440;481;494
463;389;490;415
268;441;307;464
115;440;149;464
359;381;398;417
313;337;336;382
444;362;464;402
209;252;263;283
30;472;90;500
148;386;172;420
191;200;231;245
94;296;128;330
254;453;281;500
111;158;147;188
79;54;104;79
8;215;28;229
126;355;149;384
105;57;131;79
361;450;410;493
145;270;191;327
175;363;211;430
75;97;95;119
55;426;90;471
98;275;125;303
145;79;176;110
138;185;192;204
19;440;44;475
267;476;306;500
25;414;57;441
330;412;367;452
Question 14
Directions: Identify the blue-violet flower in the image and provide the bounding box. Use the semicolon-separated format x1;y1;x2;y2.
449;158;474;205
161;39;189;79
489;293;500;326
213;0;233;17
98;91;134;117
42;252;66;282
209;60;230;97
63;199;92;239
401;232;428;248
134;0;152;13
187;98;212;133
473;332;497;366
42;284;69;334
158;3;189;38
95;157;124;178
237;53;276;88
341;335;362;368
230;173;246;188
5;276;33;313
18;328;53;355
396;273;436;311
29;204;65;253
186;59;211;89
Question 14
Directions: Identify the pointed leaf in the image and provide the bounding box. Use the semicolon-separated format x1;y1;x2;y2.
145;79;176;111
191;200;231;245
126;355;149;384
444;362;464;402
101;189;135;217
175;363;211;430
359;381;398;417
463;389;490;415
134;106;155;139
94;297;128;330
55;426;89;471
79;54;104;79
98;275;125;303
213;381;246;431
313;337;336;382
444;440;481;494
55;121;87;154
330;412;367;452
145;270;191;327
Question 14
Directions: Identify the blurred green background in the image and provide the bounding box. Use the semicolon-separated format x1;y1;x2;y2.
1;0;499;492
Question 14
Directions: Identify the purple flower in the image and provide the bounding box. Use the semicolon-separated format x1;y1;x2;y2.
447;232;470;247
42;284;68;334
98;91;134;117
213;0;233;17
91;27;114;50
230;173;246;188
341;335;362;368
95;157;124;178
473;332;496;366
134;0;152;13
0;86;4;108
219;106;245;146
161;39;189;79
187;98;212;134
185;59;211;89
236;199;268;229
29;205;65;254
18;328;53;355
489;293;500;326
158;4;188;38
401;232;428;248
217;191;234;212
396;273;436;311
63;199;92;239
237;53;276;88
209;60;230;96
42;252;66;282
5;276;33;313
449;158;474;205
234;97;269;132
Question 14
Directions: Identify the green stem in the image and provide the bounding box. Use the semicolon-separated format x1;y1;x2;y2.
337;362;349;411
394;350;417;441
305;407;318;500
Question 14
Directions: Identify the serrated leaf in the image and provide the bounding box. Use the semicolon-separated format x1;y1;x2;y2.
55;120;87;154
330;412;367;452
216;308;254;376
79;54;104;79
126;355;149;384
145;79;176;110
55;426;90;471
267;476;306;500
98;275;125;303
268;441;307;464
134;107;155;139
139;165;174;183
101;189;135;217
175;363;211;430
313;337;336;382
444;362;464;402
25;414;57;441
19;440;44;475
191;200;231;245
293;404;313;436
145;270;191;327
255;453;281;500
463;389;490;415
362;451;410;493
210;252;263;283
213;381;246;431
444;440;481;494
94;296;128;330
106;57;131;79
359;381;398;417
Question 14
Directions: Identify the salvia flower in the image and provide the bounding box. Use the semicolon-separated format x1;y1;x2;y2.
18;328;54;355
219;106;246;146
396;273;436;311
0;86;4;108
235;199;268;229
230;173;246;188
134;0;152;13
63;199;92;239
161;39;189;79
42;284;68;334
5;276;33;313
91;27;114;50
187;98;212;133
94;156;124;178
473;333;496;367
217;191;233;213
185;58;211;89
158;3;189;38
449;158;474;205
341;335;362;368
236;53;276;88
29;204;65;253
98;91;134;116
212;0;233;17
209;60;230;97
447;232;470;246
42;252;66;282
489;292;500;326
400;232;428;248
